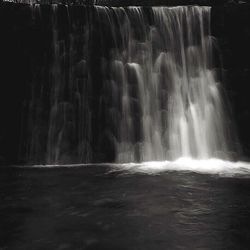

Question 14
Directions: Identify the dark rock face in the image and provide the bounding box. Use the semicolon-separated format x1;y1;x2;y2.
0;3;34;165
0;3;58;164
212;4;250;159
1;2;250;164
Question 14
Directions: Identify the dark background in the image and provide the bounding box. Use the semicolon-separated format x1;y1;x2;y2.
1;1;250;164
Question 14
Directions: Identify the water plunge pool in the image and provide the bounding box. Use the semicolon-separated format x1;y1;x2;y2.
1;161;250;249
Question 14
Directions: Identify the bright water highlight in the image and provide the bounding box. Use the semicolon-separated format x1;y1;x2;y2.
26;158;250;178
25;5;240;164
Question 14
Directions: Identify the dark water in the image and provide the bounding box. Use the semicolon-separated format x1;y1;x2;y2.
0;166;250;250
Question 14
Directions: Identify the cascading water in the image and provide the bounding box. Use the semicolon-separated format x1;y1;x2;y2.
25;5;92;164
24;5;239;164
96;6;238;162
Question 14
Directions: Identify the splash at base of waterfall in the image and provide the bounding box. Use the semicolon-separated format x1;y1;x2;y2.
110;158;250;177
19;158;250;178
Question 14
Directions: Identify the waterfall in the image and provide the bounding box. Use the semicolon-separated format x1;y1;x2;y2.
24;5;239;164
26;5;92;164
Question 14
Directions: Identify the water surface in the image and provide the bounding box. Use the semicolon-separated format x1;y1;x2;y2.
1;163;250;249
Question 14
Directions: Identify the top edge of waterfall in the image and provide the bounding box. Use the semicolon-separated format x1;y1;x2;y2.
3;0;246;6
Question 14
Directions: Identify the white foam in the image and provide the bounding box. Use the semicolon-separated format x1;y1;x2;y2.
14;157;250;178
110;158;250;177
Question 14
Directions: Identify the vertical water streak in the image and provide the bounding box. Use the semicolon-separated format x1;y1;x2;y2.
27;5;92;164
96;6;237;162
26;5;239;164
47;5;92;164
152;7;230;159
